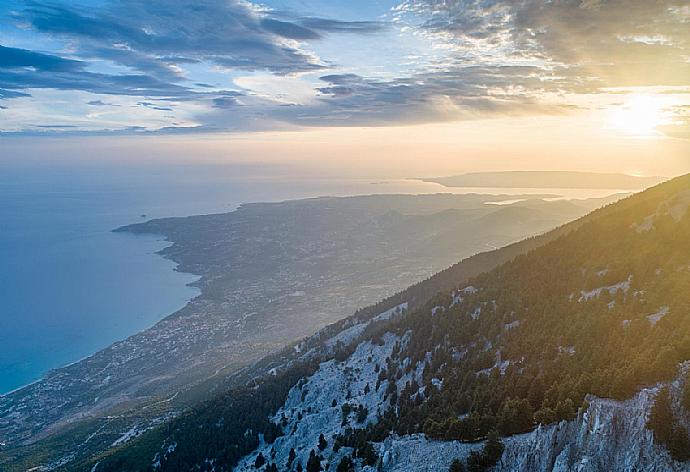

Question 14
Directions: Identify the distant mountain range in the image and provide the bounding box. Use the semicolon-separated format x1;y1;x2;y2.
76;174;690;471
421;171;664;190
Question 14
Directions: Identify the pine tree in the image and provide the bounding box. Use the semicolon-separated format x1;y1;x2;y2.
466;451;485;472
483;430;504;465
357;441;378;466
336;455;355;472
254;452;266;469
668;426;690;462
648;387;674;445
534;406;556;425
306;450;321;472
318;433;328;451
449;458;466;472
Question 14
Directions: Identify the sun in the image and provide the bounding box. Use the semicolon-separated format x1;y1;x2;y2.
609;94;665;137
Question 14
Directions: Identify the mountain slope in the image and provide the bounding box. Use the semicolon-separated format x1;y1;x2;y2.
59;176;690;470
1;194;624;471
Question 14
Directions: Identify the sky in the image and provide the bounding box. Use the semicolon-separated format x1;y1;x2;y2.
1;0;690;177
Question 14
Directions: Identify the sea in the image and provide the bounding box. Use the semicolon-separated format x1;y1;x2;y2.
0;160;626;394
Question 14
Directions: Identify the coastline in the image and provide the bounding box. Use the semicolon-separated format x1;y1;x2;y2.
0;188;635;466
0;230;202;398
0;185;627;397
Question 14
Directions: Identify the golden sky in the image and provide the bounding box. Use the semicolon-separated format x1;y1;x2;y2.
1;0;689;176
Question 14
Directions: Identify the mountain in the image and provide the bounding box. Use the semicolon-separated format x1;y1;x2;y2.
0;193;619;470
422;171;663;190
57;174;690;471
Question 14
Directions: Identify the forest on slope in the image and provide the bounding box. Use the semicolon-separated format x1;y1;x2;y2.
67;175;690;471
3;193;619;471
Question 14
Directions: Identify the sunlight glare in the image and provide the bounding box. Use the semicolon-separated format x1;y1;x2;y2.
610;94;665;137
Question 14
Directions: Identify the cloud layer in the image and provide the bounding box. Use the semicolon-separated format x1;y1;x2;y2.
1;0;689;134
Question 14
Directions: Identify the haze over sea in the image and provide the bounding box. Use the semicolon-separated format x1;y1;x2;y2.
0;159;624;394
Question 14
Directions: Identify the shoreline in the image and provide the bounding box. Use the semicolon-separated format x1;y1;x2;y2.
0;231;202;398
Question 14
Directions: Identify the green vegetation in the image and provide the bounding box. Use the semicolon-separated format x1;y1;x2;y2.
354;176;690;453
336;455;355;472
306;450;321;472
78;362;318;471
647;387;690;462
84;175;690;470
467;431;504;471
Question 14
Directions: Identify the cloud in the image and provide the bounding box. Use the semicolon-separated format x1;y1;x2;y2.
658;123;690;140
259;19;321;40
0;45;199;98
298;18;385;34
19;0;384;78
397;0;690;90
0;44;82;72
2;0;689;135
303;65;574;127
137;101;174;111
0;88;30;99
87;100;117;106
659;104;690;140
212;96;242;108
0;0;393;134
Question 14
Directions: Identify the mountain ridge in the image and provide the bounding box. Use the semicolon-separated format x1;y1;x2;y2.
73;174;690;471
2;193;620;470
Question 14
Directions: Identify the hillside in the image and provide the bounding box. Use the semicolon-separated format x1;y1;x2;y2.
76;176;690;470
66;175;690;471
1;193;620;470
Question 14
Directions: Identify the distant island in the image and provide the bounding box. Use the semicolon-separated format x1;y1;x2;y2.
420;171;664;190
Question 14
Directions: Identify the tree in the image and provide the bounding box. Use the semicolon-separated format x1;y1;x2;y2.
646;387;690;462
648;387;674;445
534;406;556;425
287;448;296;467
318;433;328;451
668;426;690;462
336;455;355;472
466;431;504;471
498;398;533;435
306;450;321;472
254;452;266;469
356;441;378;466
357;405;368;423
483;431;504;465
555;398;576;422
449;458;466;472
466;451;485;472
